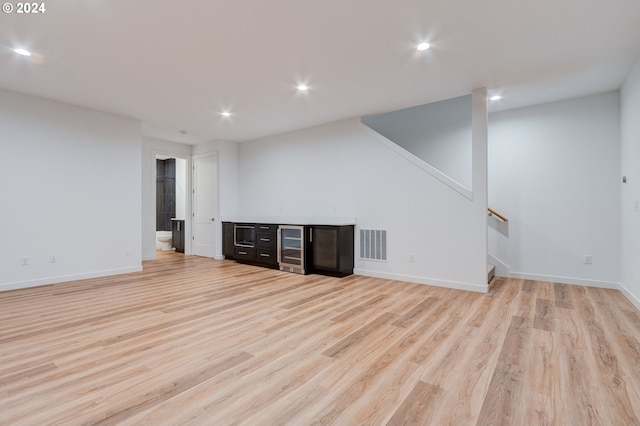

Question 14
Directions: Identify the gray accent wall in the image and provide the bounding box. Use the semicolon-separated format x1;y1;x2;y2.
362;95;472;188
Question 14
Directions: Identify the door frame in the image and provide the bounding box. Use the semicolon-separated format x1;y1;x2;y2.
192;152;221;259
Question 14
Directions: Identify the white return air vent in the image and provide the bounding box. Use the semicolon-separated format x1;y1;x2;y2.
360;229;387;261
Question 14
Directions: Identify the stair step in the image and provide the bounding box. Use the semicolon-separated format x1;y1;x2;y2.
487;264;496;283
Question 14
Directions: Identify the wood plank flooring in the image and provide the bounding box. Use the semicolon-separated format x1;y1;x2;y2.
1;252;640;425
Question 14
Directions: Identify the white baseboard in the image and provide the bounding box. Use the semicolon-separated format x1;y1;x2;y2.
508;271;620;289
214;255;225;261
618;282;640;311
508;271;640;312
0;266;143;292
354;268;488;293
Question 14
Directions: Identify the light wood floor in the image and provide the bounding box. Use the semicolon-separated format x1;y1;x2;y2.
1;252;640;425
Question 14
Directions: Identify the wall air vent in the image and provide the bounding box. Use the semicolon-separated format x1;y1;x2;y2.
360;229;387;261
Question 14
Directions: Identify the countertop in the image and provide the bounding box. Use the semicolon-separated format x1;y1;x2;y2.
221;216;357;226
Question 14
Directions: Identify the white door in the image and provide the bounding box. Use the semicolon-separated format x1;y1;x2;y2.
192;154;217;258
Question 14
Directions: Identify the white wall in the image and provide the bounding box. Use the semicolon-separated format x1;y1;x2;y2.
216;140;240;222
488;92;621;287
141;137;192;260
0;89;142;291
362;95;472;188
620;56;640;308
238;89;487;292
176;158;187;220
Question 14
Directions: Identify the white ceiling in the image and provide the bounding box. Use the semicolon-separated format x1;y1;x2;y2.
1;0;639;144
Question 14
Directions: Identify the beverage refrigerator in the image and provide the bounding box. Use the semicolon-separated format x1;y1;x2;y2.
277;225;307;274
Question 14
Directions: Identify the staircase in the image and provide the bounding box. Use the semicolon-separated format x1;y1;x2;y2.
487;208;507;285
488;264;496;283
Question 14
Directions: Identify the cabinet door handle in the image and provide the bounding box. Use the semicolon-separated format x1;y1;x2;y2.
277;229;281;263
238;251;247;255
260;253;270;257
260;238;270;242
260;226;270;229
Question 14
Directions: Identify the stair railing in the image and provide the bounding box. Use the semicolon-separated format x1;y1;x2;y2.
487;208;508;223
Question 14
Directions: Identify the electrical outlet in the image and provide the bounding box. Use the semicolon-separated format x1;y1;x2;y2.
409;253;416;262
21;256;29;266
50;255;57;263
585;255;592;264
126;248;133;256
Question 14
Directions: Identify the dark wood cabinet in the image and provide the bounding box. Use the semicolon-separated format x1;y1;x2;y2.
222;221;235;259
254;224;277;266
255;224;278;233
256;233;276;248
171;219;185;253
234;246;256;260
223;222;277;267
309;225;354;277
222;221;354;277
256;248;277;263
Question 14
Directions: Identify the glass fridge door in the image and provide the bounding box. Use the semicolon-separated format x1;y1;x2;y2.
278;225;305;272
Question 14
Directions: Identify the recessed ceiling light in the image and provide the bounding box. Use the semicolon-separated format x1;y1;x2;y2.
416;42;430;51
297;84;309;92
221;111;232;118
179;130;188;135
490;95;502;101
14;48;31;56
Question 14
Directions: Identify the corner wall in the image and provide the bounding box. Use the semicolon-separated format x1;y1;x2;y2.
621;56;640;309
0;89;142;291
488;91;621;288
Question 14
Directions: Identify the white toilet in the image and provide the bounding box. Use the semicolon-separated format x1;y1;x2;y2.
156;231;173;251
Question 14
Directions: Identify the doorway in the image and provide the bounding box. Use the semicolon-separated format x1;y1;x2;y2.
155;155;188;252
